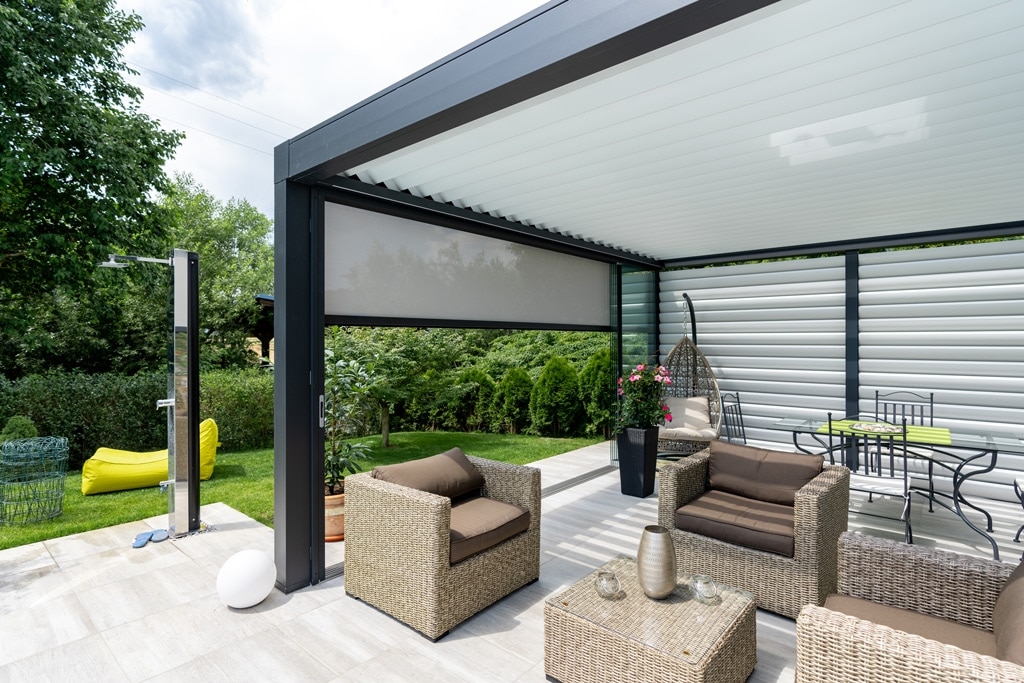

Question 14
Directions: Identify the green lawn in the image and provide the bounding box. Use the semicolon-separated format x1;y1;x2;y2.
0;431;603;550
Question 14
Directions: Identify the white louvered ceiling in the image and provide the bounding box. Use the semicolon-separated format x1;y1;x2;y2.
345;0;1024;261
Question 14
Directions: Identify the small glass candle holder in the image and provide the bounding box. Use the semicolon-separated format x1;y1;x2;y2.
594;571;621;598
692;574;718;602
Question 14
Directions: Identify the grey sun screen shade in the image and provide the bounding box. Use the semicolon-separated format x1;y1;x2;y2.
323;201;610;327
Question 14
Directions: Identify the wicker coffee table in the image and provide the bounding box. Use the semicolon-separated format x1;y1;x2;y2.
544;555;756;683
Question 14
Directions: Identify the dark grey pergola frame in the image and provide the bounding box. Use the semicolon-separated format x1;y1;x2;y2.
272;0;1024;592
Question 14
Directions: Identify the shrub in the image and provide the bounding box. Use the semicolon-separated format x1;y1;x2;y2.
0;415;38;442
529;356;583;437
491;368;533;434
579;348;614;437
0;368;275;469
450;368;495;432
1;370;166;469
198;369;274;451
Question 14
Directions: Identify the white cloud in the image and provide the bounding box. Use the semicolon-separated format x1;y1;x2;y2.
118;0;546;217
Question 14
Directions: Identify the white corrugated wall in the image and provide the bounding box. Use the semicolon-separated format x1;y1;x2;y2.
859;240;1024;501
660;239;1024;502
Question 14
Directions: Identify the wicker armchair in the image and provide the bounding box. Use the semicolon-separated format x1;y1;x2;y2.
797;532;1024;682
343;456;541;640
658;446;850;619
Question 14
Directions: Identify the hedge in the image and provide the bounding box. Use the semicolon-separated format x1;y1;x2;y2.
0;369;274;470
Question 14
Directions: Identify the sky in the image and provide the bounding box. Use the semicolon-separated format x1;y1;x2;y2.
116;0;547;218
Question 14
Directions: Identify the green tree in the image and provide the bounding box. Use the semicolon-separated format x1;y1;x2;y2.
163;174;274;368
0;0;181;319
579;347;614;437
478;330;609;381
0;175;273;378
529;356;583;437
450;367;495;432
490;367;533;434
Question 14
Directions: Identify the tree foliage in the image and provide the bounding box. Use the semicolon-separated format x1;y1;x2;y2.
450;367;495;432
0;0;181;312
490;367;533;435
579;348;614;437
163;174;274;369
0;175;273;378
529;356;583;437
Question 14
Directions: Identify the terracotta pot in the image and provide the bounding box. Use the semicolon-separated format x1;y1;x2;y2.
325;492;345;542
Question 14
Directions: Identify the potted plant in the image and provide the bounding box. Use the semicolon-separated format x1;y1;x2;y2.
324;351;374;541
615;362;672;498
324;440;372;542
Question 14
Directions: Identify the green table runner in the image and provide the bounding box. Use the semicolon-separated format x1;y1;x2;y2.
816;420;952;446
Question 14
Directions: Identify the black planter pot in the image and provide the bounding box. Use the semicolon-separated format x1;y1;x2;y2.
617;426;659;497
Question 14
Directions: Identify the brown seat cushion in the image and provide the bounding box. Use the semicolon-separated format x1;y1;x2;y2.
708;440;824;506
449;496;530;564
993;561;1024;665
675;489;795;556
824;594;998;659
371;447;484;499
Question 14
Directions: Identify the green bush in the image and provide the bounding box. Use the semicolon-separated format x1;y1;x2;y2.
579;348;614;437
198;369;274;451
0;368;274;469
1;370;166;469
450;368;495;432
491;367;533;434
0;415;38;442
529;356;583;437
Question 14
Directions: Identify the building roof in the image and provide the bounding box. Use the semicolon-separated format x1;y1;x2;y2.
275;0;1024;265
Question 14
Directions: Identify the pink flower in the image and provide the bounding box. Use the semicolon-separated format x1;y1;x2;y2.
665;413;673;422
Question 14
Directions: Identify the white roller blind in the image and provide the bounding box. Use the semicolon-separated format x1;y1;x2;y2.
323;202;610;327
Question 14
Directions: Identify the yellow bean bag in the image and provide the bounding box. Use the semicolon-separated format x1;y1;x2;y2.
81;419;219;495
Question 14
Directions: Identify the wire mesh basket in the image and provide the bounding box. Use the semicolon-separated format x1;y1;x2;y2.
0;436;69;526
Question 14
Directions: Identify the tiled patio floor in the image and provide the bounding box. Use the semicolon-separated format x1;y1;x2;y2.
1;442;1021;682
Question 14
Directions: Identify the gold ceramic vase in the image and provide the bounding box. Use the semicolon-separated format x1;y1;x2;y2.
636;524;677;599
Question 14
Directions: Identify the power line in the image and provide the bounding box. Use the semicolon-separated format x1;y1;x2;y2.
129;77;289;139
127;61;304;131
158;115;273;156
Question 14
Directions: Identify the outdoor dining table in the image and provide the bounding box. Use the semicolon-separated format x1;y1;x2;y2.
773;417;1024;561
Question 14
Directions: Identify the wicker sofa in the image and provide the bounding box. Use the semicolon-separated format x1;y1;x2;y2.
657;440;850;619
797;532;1024;682
344;448;541;640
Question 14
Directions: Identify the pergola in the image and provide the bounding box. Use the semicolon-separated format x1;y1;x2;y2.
273;0;1024;591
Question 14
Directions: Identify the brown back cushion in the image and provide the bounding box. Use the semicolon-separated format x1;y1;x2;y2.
371;447;484;499
993;561;1024;665
707;440;824;506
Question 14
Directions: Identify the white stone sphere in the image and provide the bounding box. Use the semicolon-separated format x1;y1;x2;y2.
217;549;276;608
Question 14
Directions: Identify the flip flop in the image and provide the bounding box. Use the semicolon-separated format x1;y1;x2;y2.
150;529;169;543
132;531;153;548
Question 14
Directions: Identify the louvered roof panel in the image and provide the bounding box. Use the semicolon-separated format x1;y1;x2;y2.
345;0;1024;261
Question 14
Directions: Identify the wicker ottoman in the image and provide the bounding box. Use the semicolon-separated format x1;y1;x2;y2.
544;555;756;683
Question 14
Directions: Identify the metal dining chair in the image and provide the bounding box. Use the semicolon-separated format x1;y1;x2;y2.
874;390;939;511
828;412;912;544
